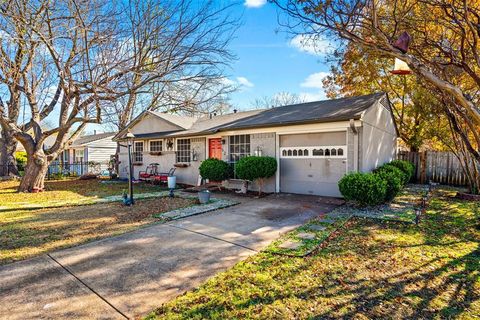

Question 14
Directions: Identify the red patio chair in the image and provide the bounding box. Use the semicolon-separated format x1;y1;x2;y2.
139;163;159;181
153;167;176;184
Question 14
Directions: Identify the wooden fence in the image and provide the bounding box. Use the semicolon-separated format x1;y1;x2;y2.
397;151;469;186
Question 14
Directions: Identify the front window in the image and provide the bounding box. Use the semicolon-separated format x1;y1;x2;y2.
176;139;191;163
149;140;162;152
229;134;250;163
75;149;84;162
133;141;144;163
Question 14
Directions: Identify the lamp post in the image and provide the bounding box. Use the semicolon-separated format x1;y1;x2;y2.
125;130;135;205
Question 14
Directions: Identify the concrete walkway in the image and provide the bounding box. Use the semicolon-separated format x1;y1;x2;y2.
0;194;341;319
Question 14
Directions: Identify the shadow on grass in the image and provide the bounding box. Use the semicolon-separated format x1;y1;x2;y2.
152;187;480;319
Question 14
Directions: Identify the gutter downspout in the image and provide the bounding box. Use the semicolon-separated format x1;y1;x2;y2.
349;119;359;172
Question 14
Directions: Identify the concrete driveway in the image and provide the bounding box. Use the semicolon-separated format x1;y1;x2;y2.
0;194;341;319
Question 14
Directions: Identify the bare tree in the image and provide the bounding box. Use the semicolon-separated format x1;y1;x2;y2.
102;0;238;131
251;91;306;109
0;0;238;192
273;0;480;194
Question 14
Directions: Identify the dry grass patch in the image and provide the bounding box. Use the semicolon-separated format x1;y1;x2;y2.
0;197;196;265
0;179;164;208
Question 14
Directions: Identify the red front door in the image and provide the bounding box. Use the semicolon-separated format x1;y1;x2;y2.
209;138;222;160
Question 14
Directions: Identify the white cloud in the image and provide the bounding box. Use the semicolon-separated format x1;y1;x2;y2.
300;90;327;102
300;72;330;89
244;0;267;8
289;34;334;56
299;71;330;102
220;77;236;87
236;76;254;88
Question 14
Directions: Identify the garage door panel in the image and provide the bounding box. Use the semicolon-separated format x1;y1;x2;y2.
280;132;347;197
280;159;345;183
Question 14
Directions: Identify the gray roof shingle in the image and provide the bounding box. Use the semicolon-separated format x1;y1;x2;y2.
71;132;116;146
116;92;387;140
211;92;386;132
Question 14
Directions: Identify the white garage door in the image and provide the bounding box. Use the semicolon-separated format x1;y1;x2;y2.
280;132;347;197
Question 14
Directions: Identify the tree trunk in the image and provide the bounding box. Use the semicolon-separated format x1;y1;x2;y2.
0;129;19;177
18;151;49;192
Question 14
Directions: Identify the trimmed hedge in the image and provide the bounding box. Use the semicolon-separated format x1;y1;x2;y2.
235;156;277;194
199;158;231;181
338;172;387;206
374;165;404;200
339;159;415;206
389;160;415;183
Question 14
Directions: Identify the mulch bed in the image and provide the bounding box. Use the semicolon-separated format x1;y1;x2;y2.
111;197;197;222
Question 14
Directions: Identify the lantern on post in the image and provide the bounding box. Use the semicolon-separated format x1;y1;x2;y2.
391;58;412;75
125;130;135;205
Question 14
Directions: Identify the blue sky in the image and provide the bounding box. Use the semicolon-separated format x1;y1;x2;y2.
224;0;332;110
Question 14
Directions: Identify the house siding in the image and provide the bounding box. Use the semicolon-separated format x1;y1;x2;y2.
119;137;206;187
85;138;117;163
360;101;397;172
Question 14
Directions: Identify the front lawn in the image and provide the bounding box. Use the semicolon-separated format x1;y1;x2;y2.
0;179;194;265
0;196;197;265
147;187;480;319
0;179;164;209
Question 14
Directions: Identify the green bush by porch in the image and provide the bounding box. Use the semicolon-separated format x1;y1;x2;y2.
235;156;277;194
199;158;231;182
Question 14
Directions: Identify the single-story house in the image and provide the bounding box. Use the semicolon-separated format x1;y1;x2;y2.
52;132;117;175
114;92;398;197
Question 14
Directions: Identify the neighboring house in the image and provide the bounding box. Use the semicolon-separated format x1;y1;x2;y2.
114;93;398;197
53;132;117;175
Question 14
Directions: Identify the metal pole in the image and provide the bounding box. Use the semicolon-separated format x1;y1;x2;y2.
128;141;134;205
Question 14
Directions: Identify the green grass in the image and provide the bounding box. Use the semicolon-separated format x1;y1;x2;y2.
146;187;480;319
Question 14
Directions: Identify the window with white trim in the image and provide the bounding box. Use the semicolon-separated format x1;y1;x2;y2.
176;139;191;163
149;140;162;152
74;149;84;162
133;141;144;163
229;134;250;163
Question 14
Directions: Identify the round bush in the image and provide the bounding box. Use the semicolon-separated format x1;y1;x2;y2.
375;163;408;185
389;160;415;183
199;158;230;181
374;165;404;200
338;172;387;206
235;156;277;181
15;151;27;172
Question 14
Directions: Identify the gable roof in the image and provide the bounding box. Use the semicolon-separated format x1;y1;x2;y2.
71;132;115;147
148;111;197;129
212;92;386;132
114;92;388;140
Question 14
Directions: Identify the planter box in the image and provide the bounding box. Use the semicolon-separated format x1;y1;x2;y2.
149;151;162;156
133;162;143;166
174;163;189;168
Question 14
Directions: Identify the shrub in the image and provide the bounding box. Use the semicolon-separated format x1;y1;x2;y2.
15;151;27;171
374;165;404;200
199;158;231;182
389;160;415;183
338;172;387;206
235;156;277;195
